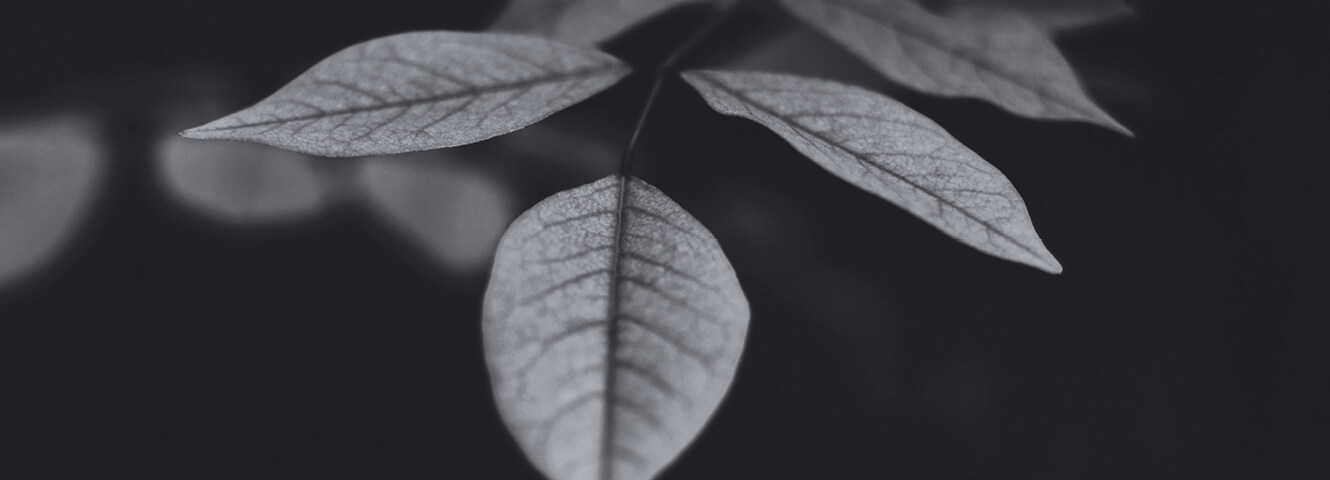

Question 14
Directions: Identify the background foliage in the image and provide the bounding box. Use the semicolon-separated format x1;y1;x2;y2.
0;0;1324;478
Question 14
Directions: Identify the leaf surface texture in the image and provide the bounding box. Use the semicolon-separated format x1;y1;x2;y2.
492;0;709;45
683;70;1062;273
181;32;629;156
779;0;1129;134
484;175;748;480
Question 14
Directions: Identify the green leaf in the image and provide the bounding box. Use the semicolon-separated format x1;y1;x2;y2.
778;0;1130;135
484;175;749;480
181;32;630;157
0;112;105;291
492;0;711;45
683;69;1063;273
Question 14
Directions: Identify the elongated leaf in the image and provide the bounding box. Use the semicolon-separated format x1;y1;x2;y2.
485;175;748;480
1;112;105;291
492;0;709;45
181;32;630;156
683;70;1062;273
942;0;1133;31
357;151;516;274
779;0;1130;134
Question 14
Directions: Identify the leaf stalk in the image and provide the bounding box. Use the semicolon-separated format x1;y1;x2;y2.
617;0;751;176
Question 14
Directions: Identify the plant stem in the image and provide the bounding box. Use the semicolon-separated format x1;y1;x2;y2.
617;0;750;176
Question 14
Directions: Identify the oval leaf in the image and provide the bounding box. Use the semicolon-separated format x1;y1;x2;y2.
778;0;1130;134
682;69;1062;273
356;151;517;274
492;0;710;45
484;175;749;480
180;32;630;156
1;112;105;291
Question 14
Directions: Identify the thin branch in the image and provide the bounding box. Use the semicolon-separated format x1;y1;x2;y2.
617;0;750;176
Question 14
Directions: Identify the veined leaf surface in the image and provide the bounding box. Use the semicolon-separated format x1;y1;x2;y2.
181;32;630;157
484;175;748;480
778;0;1130;134
492;0;710;45
683;70;1062;273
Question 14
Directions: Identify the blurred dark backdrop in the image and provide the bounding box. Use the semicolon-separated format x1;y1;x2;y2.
1;1;1325;478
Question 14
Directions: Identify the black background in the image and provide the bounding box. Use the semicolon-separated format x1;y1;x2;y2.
1;1;1326;478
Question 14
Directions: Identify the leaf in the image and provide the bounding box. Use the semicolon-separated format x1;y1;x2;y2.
941;0;1134;31
1;112;105;291
778;0;1130;135
484;175;749;480
492;0;711;45
682;70;1062;273
157;133;336;224
356;151;517;275
181;31;630;157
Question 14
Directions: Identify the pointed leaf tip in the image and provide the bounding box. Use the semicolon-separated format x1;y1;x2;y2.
683;69;1064;273
779;0;1130;135
184;31;629;157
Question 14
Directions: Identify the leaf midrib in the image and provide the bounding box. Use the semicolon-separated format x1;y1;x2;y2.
188;64;627;133
599;174;630;480
693;72;1049;265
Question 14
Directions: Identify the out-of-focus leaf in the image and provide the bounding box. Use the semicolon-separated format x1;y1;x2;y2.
356;152;517;274
156;134;335;224
941;0;1133;31
0;113;104;290
492;0;711;45
683;70;1062;273
778;0;1130;134
484;175;748;480
181;32;630;156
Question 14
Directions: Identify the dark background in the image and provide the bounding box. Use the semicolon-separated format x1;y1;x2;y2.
1;0;1325;478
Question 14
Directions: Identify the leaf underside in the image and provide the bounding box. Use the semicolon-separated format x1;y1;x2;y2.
683;69;1062;273
779;0;1130;135
181;31;630;157
484;175;749;480
492;0;711;45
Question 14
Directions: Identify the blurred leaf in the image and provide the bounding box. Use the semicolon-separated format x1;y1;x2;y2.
492;0;712;45
0;112;104;290
156;134;336;224
484;176;748;480
779;0;1130;134
356;152;517;274
941;0;1133;31
181;32;630;156
683;70;1062;273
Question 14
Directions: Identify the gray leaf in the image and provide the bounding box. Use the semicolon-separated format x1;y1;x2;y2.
484;175;749;480
180;32;630;157
492;0;710;45
779;0;1130;134
942;0;1134;31
1;112;105;291
683;69;1062;273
